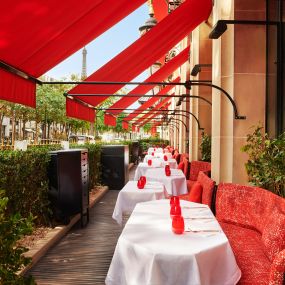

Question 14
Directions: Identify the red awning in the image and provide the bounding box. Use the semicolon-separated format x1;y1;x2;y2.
105;46;189;117
153;0;168;22
137;99;172;126
0;0;145;106
123;77;180;122
122;121;129;130
66;98;95;122
67;0;212;120
104;113;117;127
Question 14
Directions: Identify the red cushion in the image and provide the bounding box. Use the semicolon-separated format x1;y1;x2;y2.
183;159;189;179
188;182;203;203
262;211;285;262
189;161;211;181
220;222;271;284
177;161;184;170
197;171;215;208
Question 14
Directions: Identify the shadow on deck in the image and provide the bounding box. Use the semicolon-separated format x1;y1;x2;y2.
28;166;137;284
27;190;122;284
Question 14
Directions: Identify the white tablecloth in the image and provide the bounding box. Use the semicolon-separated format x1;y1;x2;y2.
161;158;177;169
144;154;161;162
134;162;163;181
143;157;177;169
156;152;172;160
145;168;187;196
112;181;167;226
147;147;163;155
106;200;241;285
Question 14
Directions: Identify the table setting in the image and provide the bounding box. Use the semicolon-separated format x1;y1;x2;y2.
106;199;241;285
145;167;187;195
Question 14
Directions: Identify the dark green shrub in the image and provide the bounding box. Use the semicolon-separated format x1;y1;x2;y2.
241;126;285;197
0;148;53;225
138;138;169;152
200;133;211;162
0;190;35;284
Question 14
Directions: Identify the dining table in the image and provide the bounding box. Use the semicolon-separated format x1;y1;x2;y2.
144;168;188;196
106;199;241;285
147;147;163;155
112;180;167;226
143;156;177;169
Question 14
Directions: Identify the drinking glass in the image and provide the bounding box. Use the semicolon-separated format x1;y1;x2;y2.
172;216;185;234
137;179;144;189
170;205;181;218
163;155;168;161
170;196;180;206
165;168;171;176
140;176;146;186
148;159;152;166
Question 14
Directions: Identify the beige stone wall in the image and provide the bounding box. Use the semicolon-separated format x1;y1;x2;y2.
211;0;266;184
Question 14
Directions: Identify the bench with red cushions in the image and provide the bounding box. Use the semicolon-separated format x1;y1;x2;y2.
215;184;285;285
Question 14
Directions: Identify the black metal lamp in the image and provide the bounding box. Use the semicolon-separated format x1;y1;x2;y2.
191;64;212;76
209;20;279;39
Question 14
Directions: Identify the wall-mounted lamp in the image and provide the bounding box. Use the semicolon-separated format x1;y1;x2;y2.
191;64;212;76
209;20;279;39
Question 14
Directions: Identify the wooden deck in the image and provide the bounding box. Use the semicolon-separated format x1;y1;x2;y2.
27;190;122;284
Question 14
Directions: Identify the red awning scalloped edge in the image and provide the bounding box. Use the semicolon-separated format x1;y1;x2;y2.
66;98;95;123
104;113;116;127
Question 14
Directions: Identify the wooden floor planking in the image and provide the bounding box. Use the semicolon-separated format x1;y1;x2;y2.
27;190;123;285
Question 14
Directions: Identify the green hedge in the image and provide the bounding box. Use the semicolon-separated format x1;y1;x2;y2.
0;143;102;226
70;143;102;190
0;148;55;225
139;138;169;152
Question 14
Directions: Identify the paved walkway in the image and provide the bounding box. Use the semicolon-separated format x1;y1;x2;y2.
28;166;137;285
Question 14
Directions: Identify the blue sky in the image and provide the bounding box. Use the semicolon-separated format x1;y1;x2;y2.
46;4;148;82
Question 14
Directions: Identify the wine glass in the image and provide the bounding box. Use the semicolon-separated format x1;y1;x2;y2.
172;216;185;234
